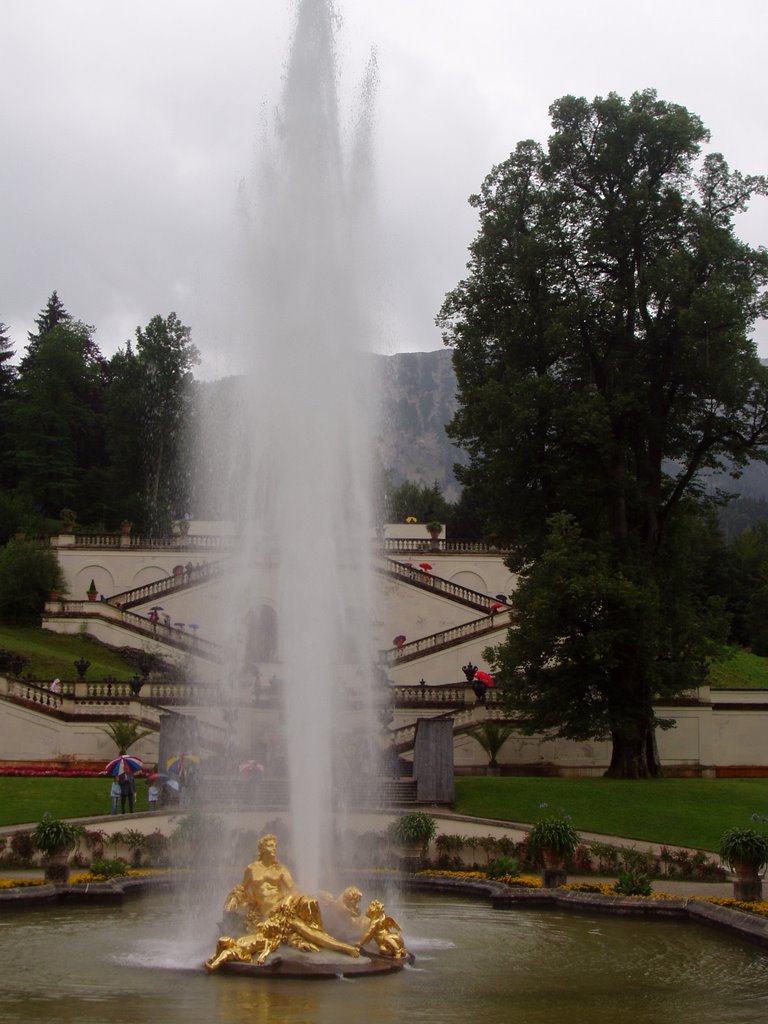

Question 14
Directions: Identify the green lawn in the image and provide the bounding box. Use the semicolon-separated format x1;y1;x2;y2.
454;776;768;852
0;778;151;827
0;624;137;681
3;776;767;854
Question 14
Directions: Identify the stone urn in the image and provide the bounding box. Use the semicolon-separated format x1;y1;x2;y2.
43;844;75;885
730;860;763;902
719;826;768;902
541;847;566;870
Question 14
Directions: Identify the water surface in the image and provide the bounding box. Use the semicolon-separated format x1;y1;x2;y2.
1;891;767;1023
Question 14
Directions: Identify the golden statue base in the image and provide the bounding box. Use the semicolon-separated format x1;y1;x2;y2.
218;948;414;979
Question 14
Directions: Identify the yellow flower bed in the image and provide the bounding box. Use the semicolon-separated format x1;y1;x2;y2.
0;878;45;889
419;869;541;889
69;868;176;884
701;897;768;918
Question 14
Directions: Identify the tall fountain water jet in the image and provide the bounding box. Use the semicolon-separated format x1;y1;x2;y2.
210;0;381;892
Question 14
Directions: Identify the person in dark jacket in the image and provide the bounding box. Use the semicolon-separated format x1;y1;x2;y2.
119;772;136;813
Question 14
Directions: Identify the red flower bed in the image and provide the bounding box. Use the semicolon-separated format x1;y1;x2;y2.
0;767;105;777
0;761;112;777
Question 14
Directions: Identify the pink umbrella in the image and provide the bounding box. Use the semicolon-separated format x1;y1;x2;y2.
474;670;494;687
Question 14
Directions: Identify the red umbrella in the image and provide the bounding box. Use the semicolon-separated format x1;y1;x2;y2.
490;602;504;612
393;634;407;649
418;562;433;571
474;670;494;687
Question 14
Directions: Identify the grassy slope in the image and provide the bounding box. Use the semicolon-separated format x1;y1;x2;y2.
453;777;768;852
0;624;137;681
709;648;768;689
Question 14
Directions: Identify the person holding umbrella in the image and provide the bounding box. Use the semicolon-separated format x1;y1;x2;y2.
119;772;136;814
105;755;143;814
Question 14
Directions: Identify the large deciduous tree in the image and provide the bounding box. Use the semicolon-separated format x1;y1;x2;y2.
438;90;768;777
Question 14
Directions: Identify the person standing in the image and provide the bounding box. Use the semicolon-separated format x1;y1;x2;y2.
119;772;135;814
147;779;159;811
110;777;121;815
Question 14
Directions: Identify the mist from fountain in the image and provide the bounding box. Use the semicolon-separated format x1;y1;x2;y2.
205;0;381;893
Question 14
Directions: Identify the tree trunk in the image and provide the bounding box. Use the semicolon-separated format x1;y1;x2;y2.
605;725;658;778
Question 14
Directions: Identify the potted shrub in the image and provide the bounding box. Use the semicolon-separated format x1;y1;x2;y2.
32;813;85;884
426;521;442;551
528;805;580;886
87;579;98;601
387;811;437;867
719;825;768;900
60;508;77;534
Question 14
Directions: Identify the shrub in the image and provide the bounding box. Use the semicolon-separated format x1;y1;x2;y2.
82;829;108;859
615;870;653;896
528;806;581;862
121;829;147;866
572;843;593;873
0;539;63;622
387;812;437;849
32;814;84;855
487;855;520;879
143;830;171;866
719;826;768;871
89;857;129;878
169;813;227;865
9;831;35;864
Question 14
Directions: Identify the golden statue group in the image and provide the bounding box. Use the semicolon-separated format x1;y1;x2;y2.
205;833;408;971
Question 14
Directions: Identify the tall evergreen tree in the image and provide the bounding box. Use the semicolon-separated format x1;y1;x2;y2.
0;322;15;398
0;322;17;488
439;90;768;777
9;316;106;518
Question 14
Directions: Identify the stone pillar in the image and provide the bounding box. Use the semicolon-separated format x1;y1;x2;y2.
158;713;199;772
413;717;454;803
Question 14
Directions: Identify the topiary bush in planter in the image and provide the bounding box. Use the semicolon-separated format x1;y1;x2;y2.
388;812;437;867
719;823;768;902
32;813;84;883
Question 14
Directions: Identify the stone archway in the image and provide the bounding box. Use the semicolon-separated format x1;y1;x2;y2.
450;570;487;595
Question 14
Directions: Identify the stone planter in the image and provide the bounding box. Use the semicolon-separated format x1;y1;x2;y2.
396;841;425;872
540;847;568;888
43;844;74;885
730;860;764;902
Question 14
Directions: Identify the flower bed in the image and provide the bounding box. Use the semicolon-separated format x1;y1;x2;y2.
0;763;105;777
422;867;768;921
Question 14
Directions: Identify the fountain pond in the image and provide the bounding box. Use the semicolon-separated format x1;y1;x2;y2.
1;890;767;1024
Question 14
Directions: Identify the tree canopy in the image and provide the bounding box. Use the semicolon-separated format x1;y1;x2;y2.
2;293;198;534
439;90;768;777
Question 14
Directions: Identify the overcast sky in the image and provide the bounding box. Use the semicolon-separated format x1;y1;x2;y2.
2;0;767;379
